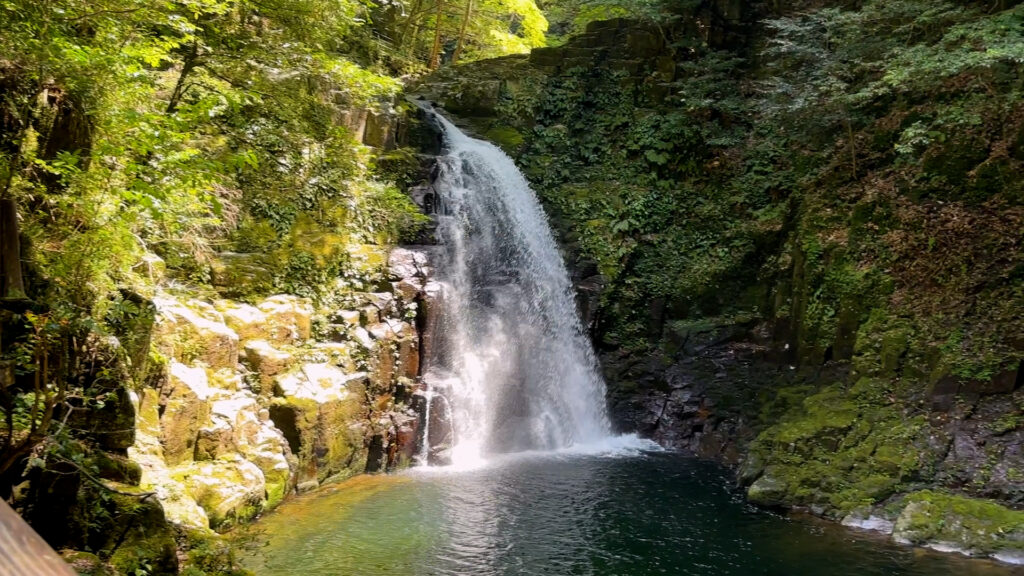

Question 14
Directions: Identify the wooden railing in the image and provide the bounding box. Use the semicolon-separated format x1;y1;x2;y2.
0;498;76;576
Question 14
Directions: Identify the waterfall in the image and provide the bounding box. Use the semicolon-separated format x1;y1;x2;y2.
420;108;613;467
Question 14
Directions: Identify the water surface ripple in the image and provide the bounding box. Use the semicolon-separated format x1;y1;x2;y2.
238;454;1015;576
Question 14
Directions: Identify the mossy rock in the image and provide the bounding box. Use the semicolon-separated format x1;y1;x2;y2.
766;385;858;446
747;470;791;507
483;126;525;154
746;380;938;516
90;451;143;486
268;380;369;486
60;550;116;576
178;528;254;576
105;494;179;576
893;490;1024;556
174;459;267;531
210;253;275;299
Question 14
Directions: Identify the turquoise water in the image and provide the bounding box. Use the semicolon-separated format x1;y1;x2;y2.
238;453;1017;576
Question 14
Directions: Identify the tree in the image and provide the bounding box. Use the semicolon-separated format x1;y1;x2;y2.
453;0;475;64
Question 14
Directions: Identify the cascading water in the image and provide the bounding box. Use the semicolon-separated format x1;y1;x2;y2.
419;108;613;467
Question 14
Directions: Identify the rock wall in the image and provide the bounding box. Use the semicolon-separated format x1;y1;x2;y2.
131;248;439;534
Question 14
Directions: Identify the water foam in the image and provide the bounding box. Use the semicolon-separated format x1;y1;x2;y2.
419;106;652;468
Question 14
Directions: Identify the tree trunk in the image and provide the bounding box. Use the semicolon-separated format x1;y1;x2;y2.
451;0;474;65
166;41;200;114
398;0;424;52
429;0;445;69
0;199;26;300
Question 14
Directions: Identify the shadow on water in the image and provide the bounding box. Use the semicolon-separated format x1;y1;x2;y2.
234;453;1018;576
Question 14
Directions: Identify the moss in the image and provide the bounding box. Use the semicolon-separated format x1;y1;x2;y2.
263;467;290;511
231;218;280;253
483;126;525;153
766;385;858;445
60;550;116;576
104;494;179;576
179;528;254;576
746;380;938;516
894;490;1024;554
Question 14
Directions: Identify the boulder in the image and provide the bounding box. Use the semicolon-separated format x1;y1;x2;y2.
393;278;423;303
211;394;293;509
66;384;137;451
160;363;214;466
391;411;420;468
104;495;180;575
388;247;434;280
360;305;380;326
364;110;396;149
241;340;295;392
91;451;143;485
351;327;375;351
892;490;1024;558
153;297;239;370
419;281;444;363
128;389;210;529
273;363;368;404
334;310;361;327
269;391;369;484
61;551;116;576
217;302;268;342
178;457;266;530
747;471;789;507
257;295;314;344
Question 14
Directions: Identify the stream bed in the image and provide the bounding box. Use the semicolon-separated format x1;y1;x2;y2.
236;452;1016;576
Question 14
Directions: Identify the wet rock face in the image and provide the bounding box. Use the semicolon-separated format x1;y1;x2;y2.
933;387;1024;505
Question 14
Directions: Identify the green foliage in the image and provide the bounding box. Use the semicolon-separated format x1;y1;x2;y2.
374;0;548;70
0;0;437;498
486;45;766;347
540;0;667;41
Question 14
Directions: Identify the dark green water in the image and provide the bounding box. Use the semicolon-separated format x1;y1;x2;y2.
237;453;1017;576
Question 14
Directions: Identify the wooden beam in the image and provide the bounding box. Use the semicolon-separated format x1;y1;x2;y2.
0;498;76;576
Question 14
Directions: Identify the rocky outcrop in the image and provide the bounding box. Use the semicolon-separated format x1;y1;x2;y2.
100;236;440;540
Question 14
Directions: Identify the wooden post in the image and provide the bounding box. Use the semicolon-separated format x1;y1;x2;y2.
0;498;77;575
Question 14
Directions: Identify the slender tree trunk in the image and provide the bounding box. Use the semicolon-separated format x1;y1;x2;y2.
429;0;445;69
451;0;474;65
0;199;25;300
166;41;199;114
398;0;424;52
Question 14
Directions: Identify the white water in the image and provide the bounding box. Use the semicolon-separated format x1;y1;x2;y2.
420;109;653;468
